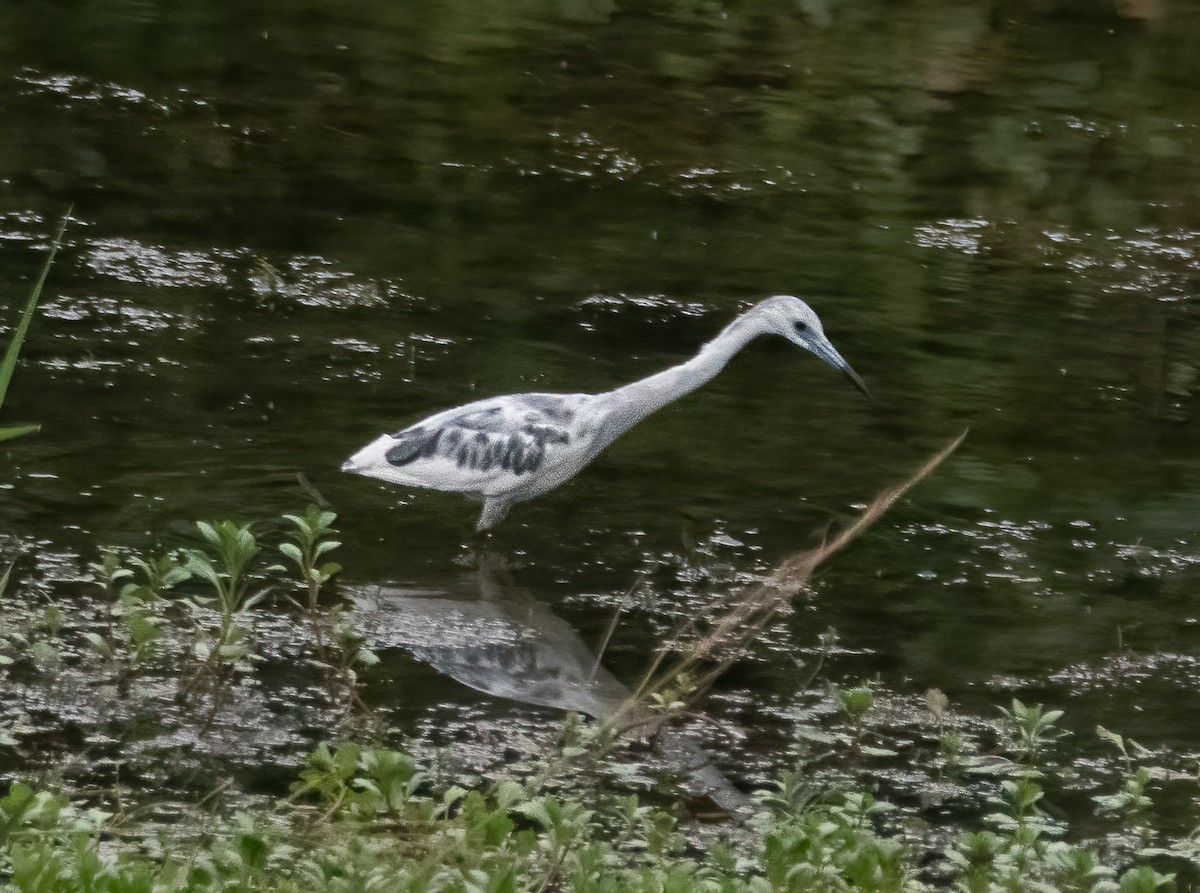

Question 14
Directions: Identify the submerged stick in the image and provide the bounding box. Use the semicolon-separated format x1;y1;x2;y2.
611;430;968;740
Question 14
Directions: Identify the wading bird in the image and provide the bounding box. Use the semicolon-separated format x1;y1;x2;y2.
343;295;869;530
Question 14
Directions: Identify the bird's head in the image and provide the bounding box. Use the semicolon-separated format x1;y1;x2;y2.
758;295;871;399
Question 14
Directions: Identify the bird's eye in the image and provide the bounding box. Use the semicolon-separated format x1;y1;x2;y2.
794;321;808;333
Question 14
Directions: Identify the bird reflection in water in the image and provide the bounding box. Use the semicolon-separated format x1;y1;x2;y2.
351;556;751;818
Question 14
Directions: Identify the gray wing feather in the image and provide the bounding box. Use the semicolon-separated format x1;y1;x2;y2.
386;396;574;476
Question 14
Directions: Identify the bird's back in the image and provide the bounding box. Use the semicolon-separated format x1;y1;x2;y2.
342;392;595;499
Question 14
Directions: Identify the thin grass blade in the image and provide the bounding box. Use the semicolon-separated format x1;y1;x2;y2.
0;207;71;410
0;423;41;443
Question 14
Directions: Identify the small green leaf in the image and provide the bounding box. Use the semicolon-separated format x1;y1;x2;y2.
442;785;469;807
278;543;303;564
184;553;222;587
82;632;112;657
195;521;219;545
314;540;341;557
494;779;526;810
242;589;270;611
30;640;59;666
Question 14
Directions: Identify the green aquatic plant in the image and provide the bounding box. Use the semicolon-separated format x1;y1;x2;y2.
758;790;917;893
1;467;1196;892
292;742;434;827
357;748;426;819
325;611;379;722
278;505;342;653
83;548;187;687
0;564;64;677
827;681;898;760
178;521;267;705
185;520;264;622
276;505;375;724
126;551;192;602
0;210;70;443
2;722;1195;893
999;699;1069;768
831;681;876;745
83;549;133;678
937;728;977;777
292;741;364;815
1094;725;1163;853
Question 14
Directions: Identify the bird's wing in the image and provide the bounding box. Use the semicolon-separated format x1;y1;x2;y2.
383;394;583;484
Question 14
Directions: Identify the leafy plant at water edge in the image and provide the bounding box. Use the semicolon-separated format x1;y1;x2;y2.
999;699;1069;768
279;506;342;612
178;521;267;701
83;549;188;686
276;505;376;723
185;521;264;622
3;497;1198;891
1089;725;1200;866
0;567;65;676
277;506;379;729
831;681;900;759
278;505;342;653
0;209;70;443
3;718;1195;893
1094;726;1156;840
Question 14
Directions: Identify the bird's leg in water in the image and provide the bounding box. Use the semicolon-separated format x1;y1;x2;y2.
459;528;522;580
476;498;511;531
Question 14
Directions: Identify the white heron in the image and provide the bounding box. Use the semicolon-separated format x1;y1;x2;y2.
342;295;869;530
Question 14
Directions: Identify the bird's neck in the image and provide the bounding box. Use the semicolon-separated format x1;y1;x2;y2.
596;313;764;440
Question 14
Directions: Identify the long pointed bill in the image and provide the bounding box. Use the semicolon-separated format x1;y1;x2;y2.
810;339;872;400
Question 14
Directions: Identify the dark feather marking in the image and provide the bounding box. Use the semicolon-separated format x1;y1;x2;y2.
386;426;441;467
445;424;571;476
500;435;517;471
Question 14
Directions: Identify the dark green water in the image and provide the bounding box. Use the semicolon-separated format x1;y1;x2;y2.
2;0;1199;808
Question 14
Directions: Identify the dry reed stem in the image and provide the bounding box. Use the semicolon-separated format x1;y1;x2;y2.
610;430;968;741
